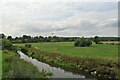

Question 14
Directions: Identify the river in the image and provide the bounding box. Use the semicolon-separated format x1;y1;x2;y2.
18;51;86;78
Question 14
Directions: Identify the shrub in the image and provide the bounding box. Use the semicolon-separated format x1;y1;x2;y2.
2;39;13;50
25;43;32;48
21;48;28;54
74;38;92;47
86;39;92;46
74;39;81;47
94;36;100;44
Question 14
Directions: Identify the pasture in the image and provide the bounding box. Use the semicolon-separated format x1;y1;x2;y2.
14;42;118;60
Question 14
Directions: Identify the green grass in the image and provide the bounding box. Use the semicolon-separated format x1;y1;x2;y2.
14;42;118;60
21;43;120;79
0;51;2;80
2;50;51;79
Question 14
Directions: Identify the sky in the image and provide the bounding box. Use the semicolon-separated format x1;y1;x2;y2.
0;0;119;37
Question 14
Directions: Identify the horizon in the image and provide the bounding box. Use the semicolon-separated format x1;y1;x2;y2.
0;33;119;38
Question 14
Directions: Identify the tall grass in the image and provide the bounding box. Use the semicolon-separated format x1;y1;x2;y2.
2;50;51;79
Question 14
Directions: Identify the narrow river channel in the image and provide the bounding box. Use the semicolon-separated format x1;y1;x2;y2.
18;51;85;78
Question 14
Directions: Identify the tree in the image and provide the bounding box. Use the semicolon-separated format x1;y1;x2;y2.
0;34;5;38
74;37;92;47
74;39;81;47
7;36;12;41
22;35;28;39
87;39;92;46
94;36;100;44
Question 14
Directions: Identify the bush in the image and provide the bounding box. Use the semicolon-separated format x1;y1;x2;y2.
21;48;28;54
86;39;92;46
94;36;100;44
2;39;13;50
74;38;92;47
74;39;81;46
25;44;32;48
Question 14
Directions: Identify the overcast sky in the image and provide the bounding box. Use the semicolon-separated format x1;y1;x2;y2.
0;0;119;37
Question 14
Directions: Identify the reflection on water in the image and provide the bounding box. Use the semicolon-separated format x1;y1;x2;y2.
18;51;85;78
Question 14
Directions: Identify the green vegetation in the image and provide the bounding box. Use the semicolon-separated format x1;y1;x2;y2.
1;33;119;79
74;37;92;47
1;34;119;43
1;39;52;79
0;39;2;79
20;44;119;80
0;51;2;80
2;50;51;79
94;36;100;44
99;41;120;45
2;39;13;50
15;42;118;60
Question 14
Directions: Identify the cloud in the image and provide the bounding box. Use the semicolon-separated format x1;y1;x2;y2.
0;1;118;37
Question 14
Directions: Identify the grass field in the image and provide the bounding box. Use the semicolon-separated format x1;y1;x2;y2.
14;42;118;60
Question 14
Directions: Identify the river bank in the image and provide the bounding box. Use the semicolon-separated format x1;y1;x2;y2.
18;51;85;78
20;46;120;80
2;50;52;80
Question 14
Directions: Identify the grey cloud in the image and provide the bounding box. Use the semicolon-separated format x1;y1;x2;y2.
0;2;118;37
96;19;118;28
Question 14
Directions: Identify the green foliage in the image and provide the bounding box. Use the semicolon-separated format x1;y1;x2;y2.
2;50;51;79
0;51;2;80
94;36;100;44
14;42;118;59
2;39;13;50
14;39;22;43
21;46;119;80
74;38;92;47
7;36;12;41
25;43;32;48
0;34;5;38
21;48;28;54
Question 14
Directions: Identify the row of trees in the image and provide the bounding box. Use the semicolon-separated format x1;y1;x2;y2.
0;33;119;43
1;34;80;43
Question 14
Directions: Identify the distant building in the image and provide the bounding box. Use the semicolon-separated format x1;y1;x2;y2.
0;34;5;38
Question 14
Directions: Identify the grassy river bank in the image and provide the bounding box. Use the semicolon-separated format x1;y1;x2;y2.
20;44;119;80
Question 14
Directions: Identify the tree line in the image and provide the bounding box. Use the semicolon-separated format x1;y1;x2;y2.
0;33;119;43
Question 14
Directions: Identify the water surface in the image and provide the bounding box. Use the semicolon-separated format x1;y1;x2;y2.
18;51;85;78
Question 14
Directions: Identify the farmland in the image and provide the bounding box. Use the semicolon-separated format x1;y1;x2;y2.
0;1;119;79
1;39;119;79
14;42;119;60
2;36;120;79
17;41;119;79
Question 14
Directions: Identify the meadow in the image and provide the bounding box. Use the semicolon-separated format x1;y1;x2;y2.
15;42;119;60
18;42;119;79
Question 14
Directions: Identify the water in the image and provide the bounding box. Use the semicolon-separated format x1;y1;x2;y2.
18;51;85;78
